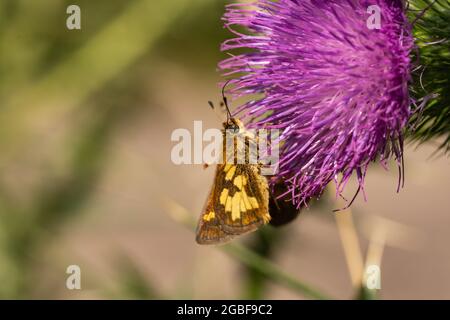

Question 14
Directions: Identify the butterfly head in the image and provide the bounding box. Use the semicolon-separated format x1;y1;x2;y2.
224;118;244;133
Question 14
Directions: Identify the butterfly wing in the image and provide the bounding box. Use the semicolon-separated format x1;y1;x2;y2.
215;164;270;235
196;163;270;245
195;178;236;245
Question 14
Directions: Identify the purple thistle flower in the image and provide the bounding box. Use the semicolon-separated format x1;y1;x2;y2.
219;0;414;207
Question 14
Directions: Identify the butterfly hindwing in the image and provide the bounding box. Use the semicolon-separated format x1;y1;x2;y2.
215;164;270;234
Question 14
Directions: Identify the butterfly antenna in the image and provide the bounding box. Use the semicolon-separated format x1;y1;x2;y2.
208;100;225;123
222;79;233;121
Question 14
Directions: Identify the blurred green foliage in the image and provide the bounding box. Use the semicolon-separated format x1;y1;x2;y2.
0;0;226;299
409;0;450;152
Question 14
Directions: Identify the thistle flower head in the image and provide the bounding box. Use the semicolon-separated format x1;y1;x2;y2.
220;0;414;206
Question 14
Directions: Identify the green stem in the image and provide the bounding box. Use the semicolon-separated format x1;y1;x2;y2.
165;200;333;300
222;242;332;300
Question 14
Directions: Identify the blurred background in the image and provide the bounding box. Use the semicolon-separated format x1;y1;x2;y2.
0;0;449;299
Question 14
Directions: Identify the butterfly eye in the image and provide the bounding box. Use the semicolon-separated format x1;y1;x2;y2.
225;120;240;133
230;125;239;133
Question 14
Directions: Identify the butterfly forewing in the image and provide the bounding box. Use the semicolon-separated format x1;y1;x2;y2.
195;180;236;244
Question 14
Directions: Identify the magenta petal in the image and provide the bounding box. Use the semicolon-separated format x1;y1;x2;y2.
220;0;413;206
